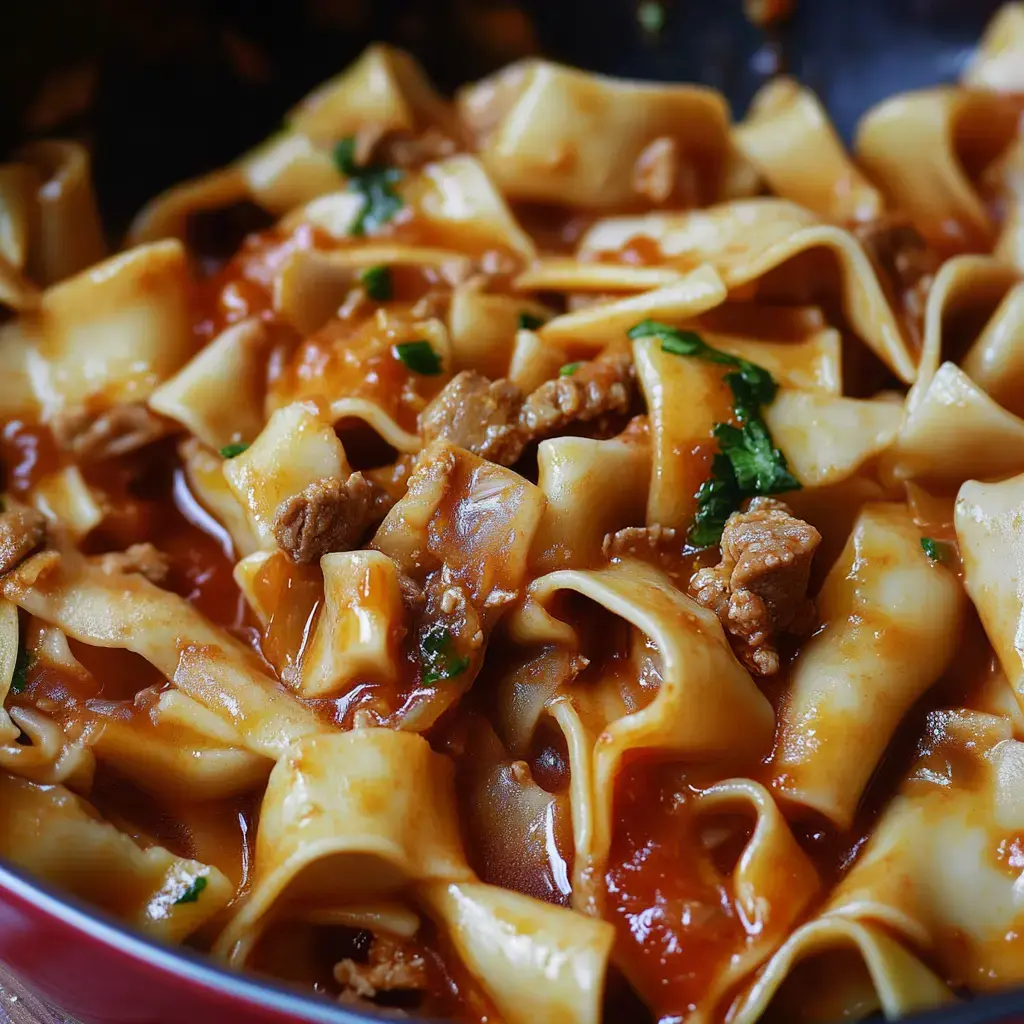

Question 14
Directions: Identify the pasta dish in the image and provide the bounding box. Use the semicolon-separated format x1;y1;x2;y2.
5;6;1024;1022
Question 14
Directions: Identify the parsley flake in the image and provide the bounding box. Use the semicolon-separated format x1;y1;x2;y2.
360;265;393;301
690;454;741;550
332;136;404;237
629;319;798;547
638;0;666;35
921;537;952;562
174;876;208;905
394;340;443;376
712;420;800;496
10;647;33;694
518;312;545;331
219;442;250;459
559;362;582;377
419;624;470;685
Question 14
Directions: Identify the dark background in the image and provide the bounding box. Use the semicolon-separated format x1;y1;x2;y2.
1;0;1008;236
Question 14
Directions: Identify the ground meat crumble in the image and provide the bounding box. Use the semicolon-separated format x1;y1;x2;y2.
688;497;820;676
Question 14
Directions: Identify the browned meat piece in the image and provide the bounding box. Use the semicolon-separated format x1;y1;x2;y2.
0;506;47;577
51;403;167;461
377;127;460;169
418;371;525;466
335;934;429;1004
603;524;679;561
689;497;820;676
397;572;425;614
855;216;940;339
273;472;378;564
417;349;634;467
518;349;633;438
94;543;169;584
632;137;678;204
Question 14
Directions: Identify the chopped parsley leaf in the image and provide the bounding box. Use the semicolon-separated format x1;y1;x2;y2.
219;442;250;459
638;0;666;35
921;537;951;562
712;420;800;496
518;312;545;331
394;340;443;376
332;136;359;177
174;876;208;905
690;454;741;550
332;135;404;237
360;264;393;301
419;624;470;685
629;319;798;548
559;362;582;377
629;319;777;410
10;647;33;694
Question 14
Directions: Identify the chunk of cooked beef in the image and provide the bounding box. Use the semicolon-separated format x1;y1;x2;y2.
272;472;377;564
334;934;429;1004
418;349;634;467
518;347;633;439
602;523;679;561
0;506;47;577
94;542;169;584
689;497;820;676
855;215;940;335
51;403;167;461
418;370;525;466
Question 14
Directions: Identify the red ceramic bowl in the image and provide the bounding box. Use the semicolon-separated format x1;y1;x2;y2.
3;854;1024;1024
0;861;368;1024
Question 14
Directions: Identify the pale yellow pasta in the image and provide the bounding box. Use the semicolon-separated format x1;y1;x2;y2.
148;318;272;451
735;77;884;224
771;503;965;828
0;771;232;943
458;59;730;208
763;391;902;487
578;199;917;381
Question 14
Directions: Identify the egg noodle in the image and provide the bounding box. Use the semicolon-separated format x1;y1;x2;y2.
3;6;1024;1022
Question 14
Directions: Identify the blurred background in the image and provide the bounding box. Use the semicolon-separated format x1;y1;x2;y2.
0;0;1008;236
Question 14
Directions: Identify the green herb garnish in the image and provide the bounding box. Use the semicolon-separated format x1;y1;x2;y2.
559;362;582;377
219;442;250;459
332;136;404;237
690;454;742;550
174;876;208;905
712;420;800;496
921;537;952;562
361;265;393;301
518;312;545;331
419;624;470;685
10;647;33;694
638;0;666;35
629;320;777;411
629;319;798;547
394;340;443;376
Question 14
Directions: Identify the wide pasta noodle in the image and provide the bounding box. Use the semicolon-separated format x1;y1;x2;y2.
770;503;965;828
734;78;884;224
577;199;917;381
0;772;232;943
856;88;1019;254
509;559;774;908
7;10;1024;1021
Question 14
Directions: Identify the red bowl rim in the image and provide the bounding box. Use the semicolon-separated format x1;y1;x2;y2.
0;858;379;1023
4;857;1024;1023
